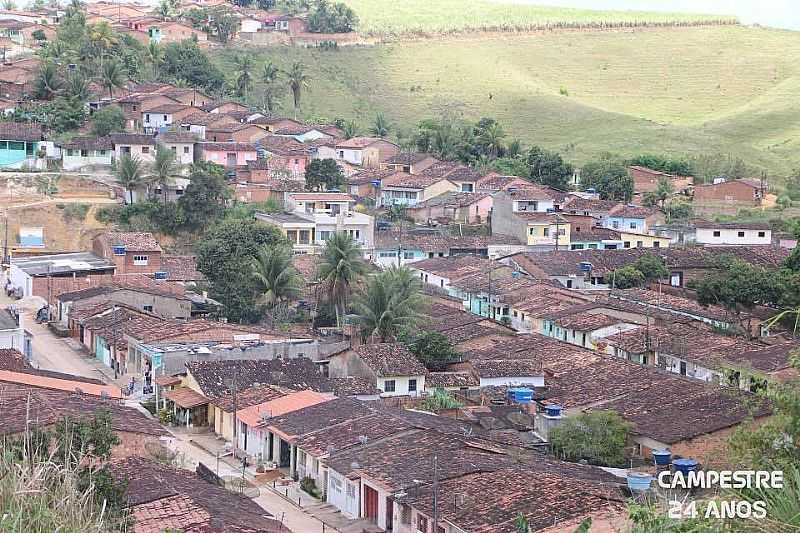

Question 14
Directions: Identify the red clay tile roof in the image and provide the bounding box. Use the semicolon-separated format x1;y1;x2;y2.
335;136;393;149
199;142;257;152
0;348;29;371
163;387;209;408
258;134;310;156
160;255;204;281
384;152;436;165
426;371;479;388
237;389;331;426
352;343;427;377
109;133;157;146
407;191;490;209
0;121;42;141
380;171;454;190
61;135;113;150
106;231;162;252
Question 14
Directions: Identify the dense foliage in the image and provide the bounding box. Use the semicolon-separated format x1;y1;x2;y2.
305;158;345;191
90;104;126;137
580;153;634;201
308;0;359;33
628;153;691;176
407;330;460;371
160;39;226;92
550;410;630;467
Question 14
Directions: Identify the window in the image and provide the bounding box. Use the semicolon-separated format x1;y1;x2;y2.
170;146;177;153
758;231;766;237
80;149;88;157
141;146;150;154
713;231;721;237
383;380;396;393
679;361;687;375
378;251;396;258
143;305;153;312
738;231;745;237
66;149;75;156
408;379;417;392
636;241;643;248
574;226;580;233
624;241;631;248
403;252;414;259
346;483;356;498
612;220;619;229
653;241;660;248
557;228;566;236
543;227;549;237
121;146;131;154
144;114;150;123
338;150;344;158
330;477;342;493
417;515;429;533
401;505;412;525
133;255;149;265
183;146;190;154
529;228;535;236
629;222;637;230
162;114;168;121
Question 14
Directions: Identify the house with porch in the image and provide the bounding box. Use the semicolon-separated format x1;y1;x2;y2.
378;172;458;207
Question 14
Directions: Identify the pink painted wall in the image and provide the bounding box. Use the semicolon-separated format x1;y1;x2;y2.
201;149;257;167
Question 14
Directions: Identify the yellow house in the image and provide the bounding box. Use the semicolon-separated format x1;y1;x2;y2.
522;213;571;247
616;231;670;249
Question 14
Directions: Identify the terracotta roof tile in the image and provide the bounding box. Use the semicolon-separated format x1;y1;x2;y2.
352;343;427;377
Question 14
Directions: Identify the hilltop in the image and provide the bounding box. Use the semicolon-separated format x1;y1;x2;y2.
217;25;800;179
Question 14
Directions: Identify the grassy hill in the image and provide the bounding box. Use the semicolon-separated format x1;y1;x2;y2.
340;0;734;37
218;25;800;178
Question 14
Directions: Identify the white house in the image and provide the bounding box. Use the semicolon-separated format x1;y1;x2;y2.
110;133;157;164
156;131;198;166
328;343;427;397
0;307;31;358
378;173;458;207
142;103;192;132
239;17;262;33
60;136;113;171
694;220;772;246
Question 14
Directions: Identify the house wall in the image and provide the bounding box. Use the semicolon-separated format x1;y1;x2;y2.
201;149;257;167
616;232;670;248
62;150;113;171
420;180;458;202
0;326;26;354
0;140;38;168
374;248;428;269
266;153;307;178
114;143;155;164
694;181;760;206
376;375;425;397
695;227;771;246
164;142;195;165
526;221;571;247
327;468;360;518
606;216;647;233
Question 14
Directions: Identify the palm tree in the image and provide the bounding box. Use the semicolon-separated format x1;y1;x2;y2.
353;266;425;342
479;122;506;159
343;119;358;139
284;61;310;120
155;0;172;20
147;41;163;80
317;233;367;327
260;62;281;113
99;59;125;99
369;112;390;138
115;154;144;204
150;144;177;204
251;245;302;308
233;54;254;99
64;71;89;101
34;61;62;100
87;21;117;66
261;61;280;85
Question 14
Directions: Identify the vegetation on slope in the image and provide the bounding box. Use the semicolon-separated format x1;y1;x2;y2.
215;25;800;179
340;0;735;37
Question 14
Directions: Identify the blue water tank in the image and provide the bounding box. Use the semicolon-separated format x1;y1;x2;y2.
672;458;698;475
627;472;653;493
653;449;672;466
507;387;533;404
112;245;126;255
544;404;562;417
578;261;593;272
153;271;168;280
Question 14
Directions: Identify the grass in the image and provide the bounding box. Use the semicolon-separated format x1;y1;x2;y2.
219;25;800;180
341;0;735;37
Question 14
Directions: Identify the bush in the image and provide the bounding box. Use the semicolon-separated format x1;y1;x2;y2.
550;410;630;467
158;408;174;425
421;388;463;411
300;476;321;498
62;203;89;221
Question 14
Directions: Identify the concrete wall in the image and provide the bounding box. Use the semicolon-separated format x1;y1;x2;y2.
696;227;771;246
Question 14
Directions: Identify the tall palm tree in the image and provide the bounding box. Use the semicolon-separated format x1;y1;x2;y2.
64;71;89;101
34;61;62;100
251;245;302;308
147;41;163;80
115;154;144;205
353;266;425;342
260;62;281;113
284;61;310;120
369;112;390;138
150;144;177;204
233;54;254;99
479;122;506;159
87;21;117;66
343;119;358;139
317;233;367;327
99;59;125;99
261;61;280;85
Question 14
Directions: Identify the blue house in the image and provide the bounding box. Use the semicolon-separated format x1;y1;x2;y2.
0;122;42;168
605;205;662;234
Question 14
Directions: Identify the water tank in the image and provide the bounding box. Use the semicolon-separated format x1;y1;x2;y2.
578;261;593;272
653;449;672;466
627;472;653;493
506;387;533;404
544;404;562;417
112;245;126;255
672;458;698;475
153;271;168;280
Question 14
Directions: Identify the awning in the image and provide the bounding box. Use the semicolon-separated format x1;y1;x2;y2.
163;387;209;409
155;375;182;387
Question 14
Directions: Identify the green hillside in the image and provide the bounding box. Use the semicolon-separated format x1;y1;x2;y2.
340;0;734;36
221;25;800;177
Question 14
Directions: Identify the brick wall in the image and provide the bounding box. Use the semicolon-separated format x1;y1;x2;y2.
666;415;771;468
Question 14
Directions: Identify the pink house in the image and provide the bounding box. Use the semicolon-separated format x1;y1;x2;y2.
258;134;310;179
198;142;258;168
407;191;493;224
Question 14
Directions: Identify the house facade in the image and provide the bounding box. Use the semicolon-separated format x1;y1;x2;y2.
61;136;113;170
694;221;772;246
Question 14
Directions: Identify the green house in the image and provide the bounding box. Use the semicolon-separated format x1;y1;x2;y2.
0;122;42;168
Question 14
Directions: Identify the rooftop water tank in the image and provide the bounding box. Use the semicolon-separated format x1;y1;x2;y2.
653;450;672;466
627;472;653;493
578;261;593;272
544;404;562;417
112;245;126;255
506;387;533;404
672;458;698;475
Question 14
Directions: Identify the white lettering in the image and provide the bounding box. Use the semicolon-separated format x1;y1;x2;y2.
752;501;767;519
772;471;784;489
704;501;720;519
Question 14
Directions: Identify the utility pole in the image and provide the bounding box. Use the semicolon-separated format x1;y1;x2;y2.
225;364;240;461
432;455;439;531
2;209;8;266
554;216;561;251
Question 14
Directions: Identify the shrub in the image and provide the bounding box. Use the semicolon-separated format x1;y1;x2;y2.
550;410;630;467
300;476;321;498
62;203;89;221
559;86;569;96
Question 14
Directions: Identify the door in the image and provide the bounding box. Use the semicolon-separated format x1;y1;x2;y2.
386;496;394;530
226;152;236;167
364;485;379;522
280;439;290;467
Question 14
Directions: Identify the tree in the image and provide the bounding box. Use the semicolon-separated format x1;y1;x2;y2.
99;58;125;98
285;61;310;120
155;0;172;20
161;40;225;92
408;330;459;371
33;61;62;100
86;21;117;64
260;61;283;113
628;154;691;176
580;154;633;201
609;265;645;289
317;232;367;327
150;144;177;204
210;7;239;43
307;0;358;33
369;112;390;138
147;41;163;79
525;146;574;190
632;253;669;283
46;95;86;133
353;266;425;342
64;71;89;101
90;104;125;136
665;201;692;222
233;54;254;98
177;161;230;230
251;244;302;308
304;158;344;191
477;121;505;159
32;28;47;42
115;154;144;204
343;119;358;139
549;410;631;467
652;176;674;208
195;218;288;323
